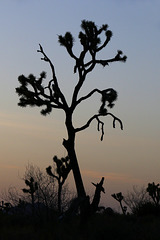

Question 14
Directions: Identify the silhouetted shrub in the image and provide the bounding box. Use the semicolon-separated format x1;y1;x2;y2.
124;185;152;214
104;207;115;216
133;201;159;216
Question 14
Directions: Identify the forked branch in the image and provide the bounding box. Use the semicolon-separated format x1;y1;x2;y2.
37;44;68;109
76;88;102;106
75;112;123;141
37;44;57;81
84;50;127;69
76;87;117;108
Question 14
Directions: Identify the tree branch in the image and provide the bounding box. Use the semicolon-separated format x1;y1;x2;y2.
58;32;77;61
71;72;86;110
37;44;68;109
97;116;105;141
96;30;112;52
65;45;77;61
84;50;127;69
75;112;123;141
76;88;112;106
107;113;123;130
16;73;65;114
37;44;57;81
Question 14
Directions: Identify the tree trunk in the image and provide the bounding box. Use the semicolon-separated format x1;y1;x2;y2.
31;192;35;217
58;182;62;213
63;135;86;199
120;201;126;215
63;112;90;219
63;112;86;198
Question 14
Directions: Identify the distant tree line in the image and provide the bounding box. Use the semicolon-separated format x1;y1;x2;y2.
112;182;160;216
1;158;160;220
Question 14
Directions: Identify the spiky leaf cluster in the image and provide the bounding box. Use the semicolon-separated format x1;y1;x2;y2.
58;32;74;49
79;20;112;52
147;182;160;206
16;72;58;115
58;20;126;77
22;177;38;194
99;88;118;115
112;192;124;202
46;155;71;185
58;20;112;52
112;192;127;215
54;155;71;181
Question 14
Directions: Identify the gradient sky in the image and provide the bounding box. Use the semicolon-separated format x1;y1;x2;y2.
0;0;160;209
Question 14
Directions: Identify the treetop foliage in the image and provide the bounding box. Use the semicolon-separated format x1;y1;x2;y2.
22;177;38;195
147;182;160;207
46;155;71;185
58;20;126;72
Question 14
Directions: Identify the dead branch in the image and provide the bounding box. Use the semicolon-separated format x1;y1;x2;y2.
75;112;123;141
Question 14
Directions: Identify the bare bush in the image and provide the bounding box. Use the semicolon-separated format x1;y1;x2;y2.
23;163;73;212
0;186;23;207
124;185;151;214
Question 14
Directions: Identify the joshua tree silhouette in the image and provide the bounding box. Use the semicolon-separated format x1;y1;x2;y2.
147;182;160;207
90;177;105;214
16;20;127;216
22;177;38;216
46;155;71;213
111;192;127;215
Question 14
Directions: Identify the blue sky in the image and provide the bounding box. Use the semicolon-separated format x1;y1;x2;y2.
0;0;160;208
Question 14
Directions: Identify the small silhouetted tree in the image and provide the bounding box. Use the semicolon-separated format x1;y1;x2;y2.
147;182;160;207
23;163;59;213
16;20;127;215
90;177;105;214
112;192;127;215
22;177;38;216
46;155;71;213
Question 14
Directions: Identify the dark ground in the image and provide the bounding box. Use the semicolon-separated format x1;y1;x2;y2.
0;212;160;240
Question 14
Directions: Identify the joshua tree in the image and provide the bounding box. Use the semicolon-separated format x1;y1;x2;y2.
90;177;105;214
23;163;60;214
22;177;38;216
46;155;71;213
147;182;160;207
16;20;127;214
111;192;127;215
